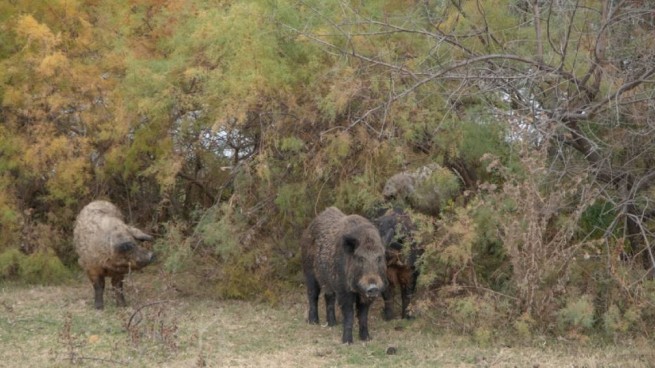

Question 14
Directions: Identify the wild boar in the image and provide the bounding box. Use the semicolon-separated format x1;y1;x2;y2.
373;208;421;320
382;163;459;217
73;200;155;309
301;207;387;344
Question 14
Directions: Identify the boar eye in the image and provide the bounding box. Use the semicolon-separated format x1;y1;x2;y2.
116;241;135;253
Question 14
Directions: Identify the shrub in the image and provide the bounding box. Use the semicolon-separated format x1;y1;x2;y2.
603;304;640;338
437;294;506;335
418;204;476;288
154;203;282;302
0;249;72;285
513;313;536;341
557;295;595;333
0;248;22;278
155;221;193;273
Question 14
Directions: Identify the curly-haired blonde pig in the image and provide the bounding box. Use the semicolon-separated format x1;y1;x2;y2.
74;200;155;309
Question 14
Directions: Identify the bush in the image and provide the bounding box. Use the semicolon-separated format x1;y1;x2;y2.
557;295;595;333
418;204;476;288
334;175;380;215
513;313;536;342
155;221;193;274
19;251;73;284
0;249;72;285
416;165;460;211
0;248;21;278
603;304;640;338
215;261;271;301
154;203;283;302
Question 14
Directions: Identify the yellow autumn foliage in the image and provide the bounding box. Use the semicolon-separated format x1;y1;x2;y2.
15;15;59;50
1;86;24;108
46;156;91;203
37;52;69;77
144;156;184;192
75;17;95;48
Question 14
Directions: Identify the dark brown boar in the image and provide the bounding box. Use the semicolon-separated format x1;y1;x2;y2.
301;207;387;344
373;208;421;320
73;200;155;309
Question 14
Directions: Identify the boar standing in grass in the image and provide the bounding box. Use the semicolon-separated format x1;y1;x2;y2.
74;200;155;309
301;207;387;344
373;208;422;320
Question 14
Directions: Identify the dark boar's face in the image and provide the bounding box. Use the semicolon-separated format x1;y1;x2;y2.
114;240;155;270
343;230;387;299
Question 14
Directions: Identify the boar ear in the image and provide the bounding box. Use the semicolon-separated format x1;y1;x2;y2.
381;228;395;247
342;235;359;254
115;241;135;253
128;226;153;241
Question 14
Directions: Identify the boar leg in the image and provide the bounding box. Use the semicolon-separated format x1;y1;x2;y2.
356;296;371;341
325;292;337;326
383;268;399;320
305;273;320;324
382;287;395;320
89;273;105;310
400;284;411;319
401;270;419;319
111;273;127;307
340;294;355;344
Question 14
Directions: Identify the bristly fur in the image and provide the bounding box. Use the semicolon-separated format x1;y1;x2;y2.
301;207;387;344
382;164;443;216
373;208;422;320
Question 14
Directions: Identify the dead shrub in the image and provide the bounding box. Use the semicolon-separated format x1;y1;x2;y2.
483;143;599;325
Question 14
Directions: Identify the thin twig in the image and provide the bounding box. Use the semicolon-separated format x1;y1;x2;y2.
64;356;128;365
127;300;172;330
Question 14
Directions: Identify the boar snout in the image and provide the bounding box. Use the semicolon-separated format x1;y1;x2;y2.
365;284;380;298
358;276;385;299
135;250;155;268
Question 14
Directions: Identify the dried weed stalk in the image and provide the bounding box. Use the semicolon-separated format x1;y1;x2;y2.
125;300;178;352
488;142;598;319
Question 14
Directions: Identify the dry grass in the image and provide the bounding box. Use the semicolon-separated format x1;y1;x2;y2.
0;271;653;368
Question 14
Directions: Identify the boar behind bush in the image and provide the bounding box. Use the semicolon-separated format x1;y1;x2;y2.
383;164;460;216
301;207;387;344
74;200;155;309
373;208;421;320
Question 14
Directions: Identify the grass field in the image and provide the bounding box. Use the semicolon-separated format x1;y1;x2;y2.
1;271;653;368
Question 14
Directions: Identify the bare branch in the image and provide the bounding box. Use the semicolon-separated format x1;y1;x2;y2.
176;172;216;203
581;0;627;89
562;66;655;120
533;0;544;64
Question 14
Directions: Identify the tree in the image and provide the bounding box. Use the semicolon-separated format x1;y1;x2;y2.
285;0;655;323
3;0;655;335
0;2;118;256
